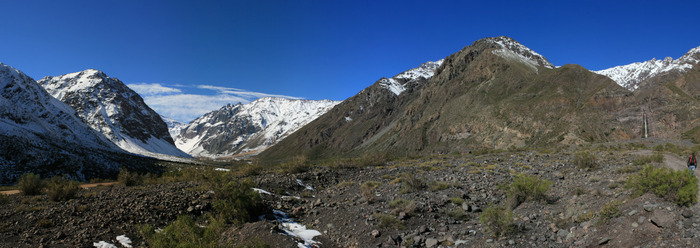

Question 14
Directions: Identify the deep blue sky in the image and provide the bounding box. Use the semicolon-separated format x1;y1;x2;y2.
2;0;699;120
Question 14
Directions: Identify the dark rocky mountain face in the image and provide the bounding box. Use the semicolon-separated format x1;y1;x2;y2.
0;63;156;184
259;37;648;162
38;70;189;158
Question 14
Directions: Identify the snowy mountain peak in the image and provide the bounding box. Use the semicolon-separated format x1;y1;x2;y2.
38;70;190;158
379;59;444;96
484;36;554;69
176;98;340;158
595;45;700;91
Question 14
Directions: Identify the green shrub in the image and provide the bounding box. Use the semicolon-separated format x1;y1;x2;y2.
398;173;425;194
505;174;551;209
450;197;465;205
118;168;142;186
479;205;513;237
625;165;698;206
574;152;596;170
428;181;452;191
447;208;470;221
598;200;621;224
139;215;224;248
18;173;44;196
632;153;664;166
212;180;264;225
237;163;264;176
361;181;382;203
374;213;404;229
47;176;80;202
389;198;416;215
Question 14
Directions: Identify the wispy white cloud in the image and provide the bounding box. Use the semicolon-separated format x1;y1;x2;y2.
127;83;302;123
128;83;181;95
197;85;302;100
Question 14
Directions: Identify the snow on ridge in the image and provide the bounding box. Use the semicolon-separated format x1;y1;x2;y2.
487;36;555;70
175;97;340;158
379;59;444;96
595;45;700;91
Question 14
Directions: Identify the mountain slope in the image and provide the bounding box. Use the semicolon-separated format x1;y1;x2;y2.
175;97;339;158
161;115;187;139
0;63;152;184
259;36;636;162
595;46;700;91
38;70;190;158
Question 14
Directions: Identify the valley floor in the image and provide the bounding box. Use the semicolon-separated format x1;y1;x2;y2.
2;142;700;247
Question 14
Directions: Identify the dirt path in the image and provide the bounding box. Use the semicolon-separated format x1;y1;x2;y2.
631;150;698;177
0;182;118;195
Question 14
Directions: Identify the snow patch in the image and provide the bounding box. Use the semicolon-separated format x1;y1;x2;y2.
116;235;132;248
214;168;231;172
488;37;554;70
273;210;322;248
296;179;314;191
93;241;117;248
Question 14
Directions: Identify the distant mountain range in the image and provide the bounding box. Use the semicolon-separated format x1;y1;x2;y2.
174;97;339;158
2;36;700;180
259;36;700;162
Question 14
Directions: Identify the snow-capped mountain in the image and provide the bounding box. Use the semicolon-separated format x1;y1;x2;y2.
486;36;555;70
175;97;340;158
161;115;187;139
379;59;444;95
0;63;128;184
38;69;190;158
595;46;700;91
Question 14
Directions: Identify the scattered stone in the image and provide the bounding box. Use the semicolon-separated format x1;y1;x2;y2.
390;235;402;245
644;204;657;212
557;229;569;238
598;237;611;245
425;238;438;248
632;222;638;228
461;202;470;211
637;216;646;223
371;229;380;238
627;210;637;216
418;225;428;234
486;239;493;243
681;209;694;218
650;211;673;228
508;239;515;245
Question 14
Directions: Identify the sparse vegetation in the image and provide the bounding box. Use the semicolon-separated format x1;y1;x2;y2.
336;181;356;188
574;152;596;170
504;174;551;209
46;175;80;202
480;205;513;237
397;173;425;194
139;215;224;248
280;155;311;174
360;181;382;203
631;153;664;166
626;165;698;206
447;208;470;221
118;167;142;186
18;173;44;196
450;197;465;205
598;200;621;224
36;218;54;228
374;213;404;229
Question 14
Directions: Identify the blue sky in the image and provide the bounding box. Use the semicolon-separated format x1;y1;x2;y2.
2;0;699;122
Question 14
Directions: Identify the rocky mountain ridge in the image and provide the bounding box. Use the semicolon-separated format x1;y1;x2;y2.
175;97;339;158
0;63;151;184
38;70;190;159
595;46;700;91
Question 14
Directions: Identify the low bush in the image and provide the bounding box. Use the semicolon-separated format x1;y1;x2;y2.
450;197;465;205
632;153;664;166
574;152;596;170
398;173;425;194
374;213;404;229
47;176;80;202
625;165;698;206
504;174;551;209
139;215;224;248
18;173;44;196
212;180;264;225
360;181;382;203
118;168;142;186
447;208;470;221
598;200;621;224
479;205;513;237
